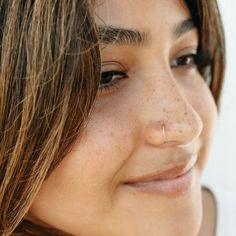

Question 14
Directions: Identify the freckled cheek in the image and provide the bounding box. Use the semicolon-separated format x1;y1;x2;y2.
81;108;138;182
184;80;217;136
188;88;217;170
195;92;217;139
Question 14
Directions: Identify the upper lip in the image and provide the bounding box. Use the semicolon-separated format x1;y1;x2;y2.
125;158;196;184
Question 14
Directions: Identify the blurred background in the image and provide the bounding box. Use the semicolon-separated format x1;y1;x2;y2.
202;0;236;197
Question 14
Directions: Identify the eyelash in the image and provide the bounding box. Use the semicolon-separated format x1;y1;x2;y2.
99;51;208;94
99;70;128;93
171;52;207;69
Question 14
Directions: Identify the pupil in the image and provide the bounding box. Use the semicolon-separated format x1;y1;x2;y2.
179;56;192;65
101;71;115;84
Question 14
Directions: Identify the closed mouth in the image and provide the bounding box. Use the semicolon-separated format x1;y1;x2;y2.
125;158;197;184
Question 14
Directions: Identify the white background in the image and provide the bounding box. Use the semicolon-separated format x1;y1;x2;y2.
202;0;236;196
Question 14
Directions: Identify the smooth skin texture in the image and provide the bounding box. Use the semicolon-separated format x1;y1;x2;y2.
28;0;218;235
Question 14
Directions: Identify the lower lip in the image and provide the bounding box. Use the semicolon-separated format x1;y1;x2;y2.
125;167;195;196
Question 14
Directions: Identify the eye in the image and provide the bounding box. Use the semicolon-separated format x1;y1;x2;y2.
98;62;128;95
171;53;198;69
171;50;210;70
100;70;127;89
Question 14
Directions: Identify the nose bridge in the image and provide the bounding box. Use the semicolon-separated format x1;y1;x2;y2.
142;74;203;147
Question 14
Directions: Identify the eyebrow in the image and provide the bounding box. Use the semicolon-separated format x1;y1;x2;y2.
99;26;147;46
99;19;196;46
173;19;195;39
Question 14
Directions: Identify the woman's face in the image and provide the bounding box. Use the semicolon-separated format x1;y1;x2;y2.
29;0;217;235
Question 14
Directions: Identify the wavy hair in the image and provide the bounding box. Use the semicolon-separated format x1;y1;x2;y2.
0;0;100;235
185;0;225;106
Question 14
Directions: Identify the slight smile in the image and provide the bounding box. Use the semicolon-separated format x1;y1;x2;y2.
124;157;197;196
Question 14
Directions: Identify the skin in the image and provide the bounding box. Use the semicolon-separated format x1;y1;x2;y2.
28;0;218;235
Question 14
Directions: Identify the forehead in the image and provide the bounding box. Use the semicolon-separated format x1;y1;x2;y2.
95;0;191;28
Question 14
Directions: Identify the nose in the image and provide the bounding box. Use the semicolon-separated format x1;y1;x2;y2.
142;77;203;147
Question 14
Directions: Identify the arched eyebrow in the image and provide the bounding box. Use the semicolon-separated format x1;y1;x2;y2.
99;19;196;46
99;26;147;46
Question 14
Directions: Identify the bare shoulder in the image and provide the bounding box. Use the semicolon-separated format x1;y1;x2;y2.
198;186;217;236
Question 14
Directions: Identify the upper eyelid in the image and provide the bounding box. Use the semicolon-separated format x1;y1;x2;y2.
102;60;122;65
101;61;126;71
102;61;124;66
173;45;198;55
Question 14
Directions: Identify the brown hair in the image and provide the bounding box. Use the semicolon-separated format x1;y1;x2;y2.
0;0;225;235
0;0;100;235
185;0;225;106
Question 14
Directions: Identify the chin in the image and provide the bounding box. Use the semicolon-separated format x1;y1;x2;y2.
154;186;202;236
104;180;203;236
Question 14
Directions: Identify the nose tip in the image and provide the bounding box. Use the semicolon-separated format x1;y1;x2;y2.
143;109;203;147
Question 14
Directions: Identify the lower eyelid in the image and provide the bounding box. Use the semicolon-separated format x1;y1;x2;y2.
98;81;122;96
